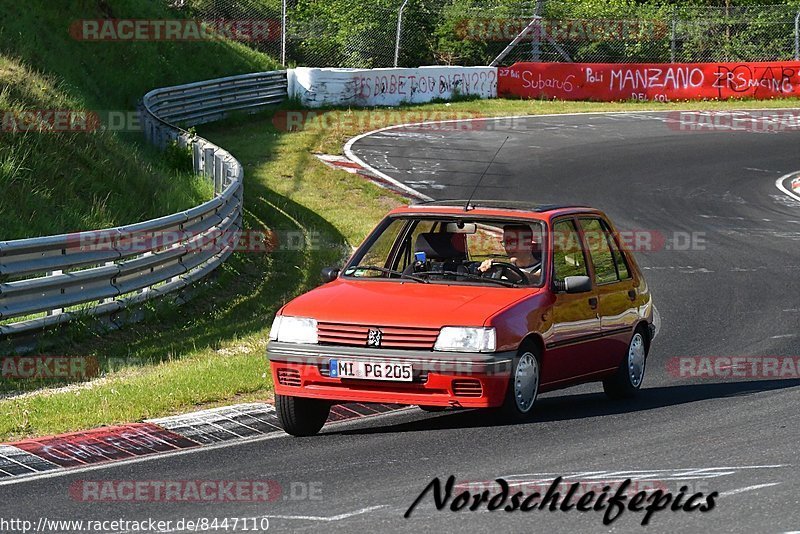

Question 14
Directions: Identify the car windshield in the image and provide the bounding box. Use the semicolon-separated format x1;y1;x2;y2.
343;216;546;287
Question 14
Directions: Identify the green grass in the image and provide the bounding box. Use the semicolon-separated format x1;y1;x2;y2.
2;96;799;440
0;0;280;240
0;0;277;110
1;344;270;437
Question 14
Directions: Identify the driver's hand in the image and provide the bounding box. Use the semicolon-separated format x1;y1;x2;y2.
478;259;493;272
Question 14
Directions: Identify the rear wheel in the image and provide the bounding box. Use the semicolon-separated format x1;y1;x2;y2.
497;349;540;421
275;394;330;437
603;329;647;399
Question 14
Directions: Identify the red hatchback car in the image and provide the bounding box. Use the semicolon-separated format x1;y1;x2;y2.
267;201;655;436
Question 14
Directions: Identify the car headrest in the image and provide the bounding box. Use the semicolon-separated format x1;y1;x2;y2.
415;232;467;261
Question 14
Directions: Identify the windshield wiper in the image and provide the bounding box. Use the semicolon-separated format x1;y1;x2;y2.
414;270;522;288
344;265;429;283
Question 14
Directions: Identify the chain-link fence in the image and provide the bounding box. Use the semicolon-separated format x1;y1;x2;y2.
171;1;800;67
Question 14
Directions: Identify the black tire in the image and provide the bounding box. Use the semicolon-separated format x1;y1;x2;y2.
496;348;541;421
418;405;447;413
603;328;648;400
275;394;330;437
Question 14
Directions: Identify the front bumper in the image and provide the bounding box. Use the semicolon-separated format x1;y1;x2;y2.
267;341;514;408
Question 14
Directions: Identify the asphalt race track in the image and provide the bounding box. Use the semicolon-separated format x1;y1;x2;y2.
3;111;800;533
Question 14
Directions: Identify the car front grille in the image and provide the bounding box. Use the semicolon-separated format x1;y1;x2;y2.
317;322;439;350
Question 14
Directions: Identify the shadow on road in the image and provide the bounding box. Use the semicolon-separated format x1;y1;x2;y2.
326;379;800;435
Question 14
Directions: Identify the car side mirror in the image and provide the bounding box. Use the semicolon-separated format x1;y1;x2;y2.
321;266;340;283
556;275;592;293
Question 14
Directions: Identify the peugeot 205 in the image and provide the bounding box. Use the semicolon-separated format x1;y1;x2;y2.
267;201;655;436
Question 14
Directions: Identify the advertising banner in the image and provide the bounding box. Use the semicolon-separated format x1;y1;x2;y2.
498;61;800;102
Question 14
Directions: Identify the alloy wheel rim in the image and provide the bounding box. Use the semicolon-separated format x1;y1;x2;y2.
514;352;539;413
628;333;646;388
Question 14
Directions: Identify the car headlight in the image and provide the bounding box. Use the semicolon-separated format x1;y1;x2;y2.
434;327;496;353
269;315;318;344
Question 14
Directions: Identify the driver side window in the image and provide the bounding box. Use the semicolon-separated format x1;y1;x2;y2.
552;219;589;283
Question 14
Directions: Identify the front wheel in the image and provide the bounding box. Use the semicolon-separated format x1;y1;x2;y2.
497;349;540;421
275;394;331;437
603;329;647;399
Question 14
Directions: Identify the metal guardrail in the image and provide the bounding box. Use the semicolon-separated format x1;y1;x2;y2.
0;71;288;337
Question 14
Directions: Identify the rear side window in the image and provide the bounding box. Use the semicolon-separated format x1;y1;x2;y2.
580;218;630;284
552;220;589;282
607;228;630;280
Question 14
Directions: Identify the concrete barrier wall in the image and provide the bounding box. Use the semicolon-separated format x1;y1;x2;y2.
289;66;498;108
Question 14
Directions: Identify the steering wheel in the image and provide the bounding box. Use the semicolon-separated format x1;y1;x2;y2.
482;261;530;284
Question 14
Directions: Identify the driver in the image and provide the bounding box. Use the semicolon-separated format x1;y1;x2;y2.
478;224;542;283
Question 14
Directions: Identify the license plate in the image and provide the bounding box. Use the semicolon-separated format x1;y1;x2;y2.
329;359;412;382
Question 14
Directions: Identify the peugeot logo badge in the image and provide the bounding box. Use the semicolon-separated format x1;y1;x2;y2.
367;328;382;347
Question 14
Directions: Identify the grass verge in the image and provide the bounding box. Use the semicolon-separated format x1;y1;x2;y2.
1;96;798;440
0;0;279;239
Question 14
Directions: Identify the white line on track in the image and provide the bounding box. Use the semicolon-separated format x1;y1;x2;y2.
262;505;388;522
719;482;781;497
745;167;783;174
110;506;389;533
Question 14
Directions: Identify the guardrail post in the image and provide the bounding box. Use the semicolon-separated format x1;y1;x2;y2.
214;154;224;195
203;147;215;179
101;261;116;304
222;161;232;190
45;270;63;317
192;142;203;174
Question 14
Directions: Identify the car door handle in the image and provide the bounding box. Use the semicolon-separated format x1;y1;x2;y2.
588;297;598;309
628;289;637;301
